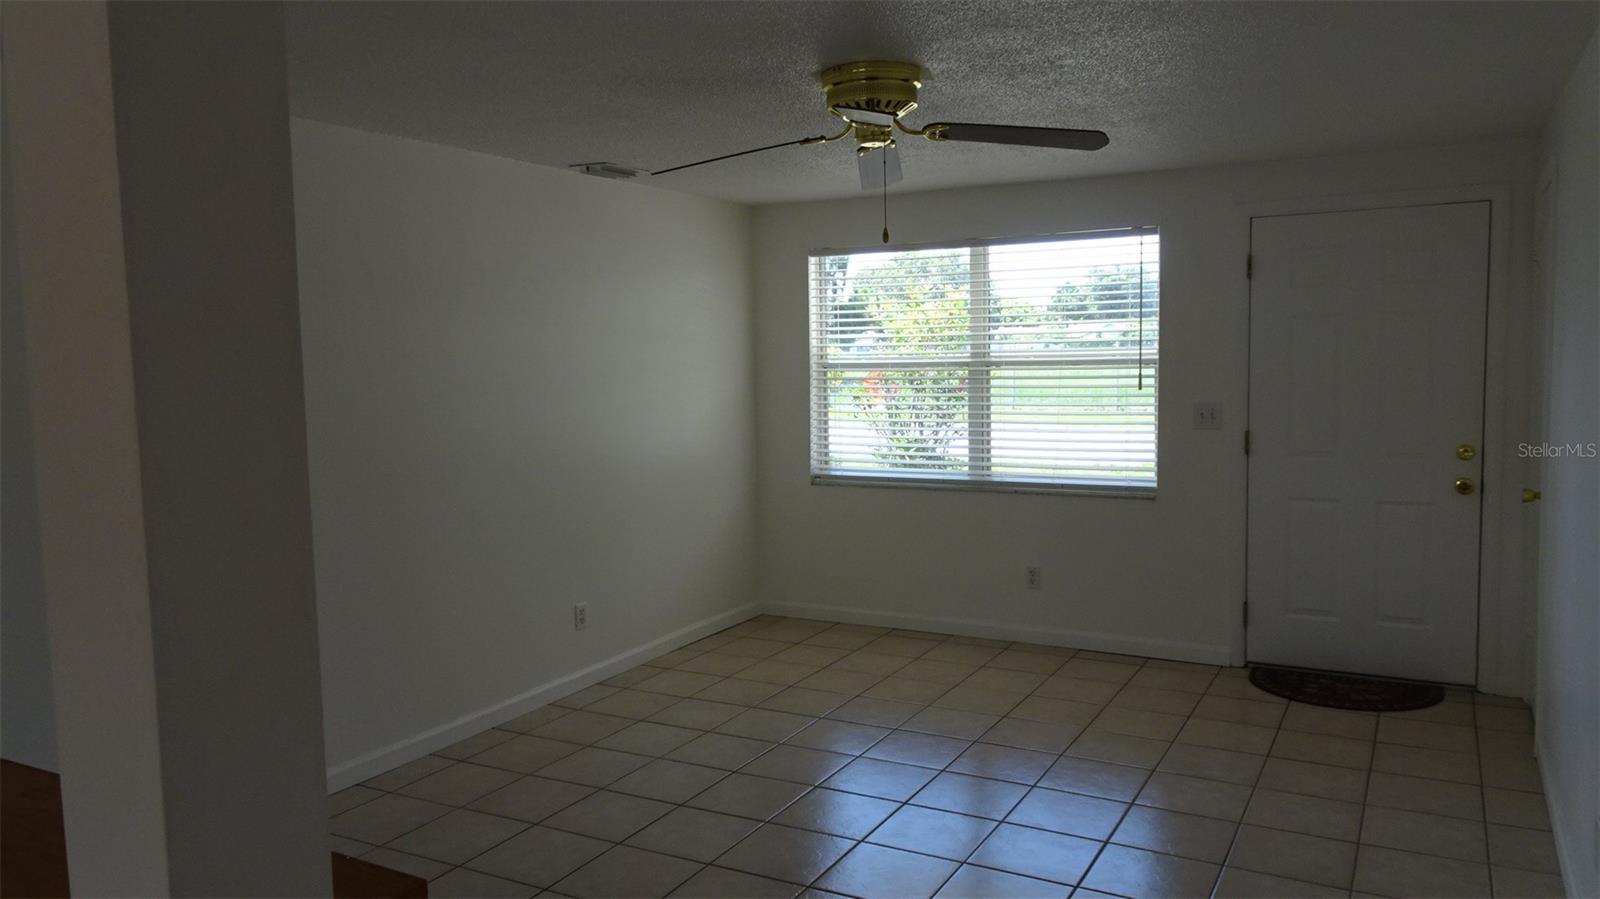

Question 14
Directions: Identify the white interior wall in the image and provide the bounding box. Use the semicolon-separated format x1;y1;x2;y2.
291;120;758;786
1534;30;1599;899
753;139;1538;691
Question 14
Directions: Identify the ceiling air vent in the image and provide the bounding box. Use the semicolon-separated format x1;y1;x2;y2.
569;162;644;180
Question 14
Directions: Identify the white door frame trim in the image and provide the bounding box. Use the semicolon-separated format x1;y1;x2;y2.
1233;182;1526;697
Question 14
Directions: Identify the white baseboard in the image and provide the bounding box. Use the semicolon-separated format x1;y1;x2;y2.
325;602;761;792
761;601;1233;667
1537;735;1594;899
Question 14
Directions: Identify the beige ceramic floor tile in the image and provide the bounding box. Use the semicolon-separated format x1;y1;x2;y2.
816;843;960;899
648;699;746;731
665;733;775;770
1155;743;1264;786
1360;806;1487;863
1065;730;1170;768
1484;787;1551;830
386;808;529;864
760;687;852;717
1112;805;1238;863
1176;717;1275;754
1269;729;1372;770
429;867;540;898
1351;845;1490;898
669;865;801;899
1094;707;1189;742
1377;717;1477;754
606;758;728;804
909;771;1029;820
1189;695;1281;728
715;823;855;885
715;708;815;742
1372;743;1481;785
1243;788;1361;841
1135;772;1252;821
980;717;1082;753
1004;787;1127;840
1487;823;1561;873
821;756;937;801
774;786;900;838
360;848;452;881
866;804;997;860
468;775;595;822
331;793;454;844
625;806;762;862
1038;756;1151;802
967;822;1101;885
438;729;519;760
1490;865;1566;898
1365;772;1483;820
536;746;653;786
686;772;809;819
934;864;1071;899
863;730;971;769
1227;824;1356;890
532;711;636;745
948;742;1057;784
595;721;701;757
901;706;1003;740
740;744;853;785
465;824;612;888
786;719;891;755
827;696;922;728
583;689;683;720
364;755;455;791
541;789;675;842
1080;843;1220;899
552;844;704;898
1212;867;1346;898
470;735;585;775
1256;758;1368;802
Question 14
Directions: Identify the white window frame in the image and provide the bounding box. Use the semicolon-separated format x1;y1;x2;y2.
808;227;1159;498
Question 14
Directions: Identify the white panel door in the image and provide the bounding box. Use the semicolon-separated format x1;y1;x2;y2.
1247;202;1489;684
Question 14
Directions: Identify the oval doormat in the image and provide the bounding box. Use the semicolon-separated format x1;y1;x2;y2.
1249;666;1444;711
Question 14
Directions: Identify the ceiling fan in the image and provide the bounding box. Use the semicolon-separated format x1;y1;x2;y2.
648;60;1110;193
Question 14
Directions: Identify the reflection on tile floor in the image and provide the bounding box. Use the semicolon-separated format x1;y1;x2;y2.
328;616;1562;898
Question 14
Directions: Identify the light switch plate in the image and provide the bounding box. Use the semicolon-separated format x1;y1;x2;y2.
1193;402;1224;429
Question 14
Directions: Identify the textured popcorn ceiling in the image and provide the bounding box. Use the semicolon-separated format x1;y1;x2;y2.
285;1;1596;204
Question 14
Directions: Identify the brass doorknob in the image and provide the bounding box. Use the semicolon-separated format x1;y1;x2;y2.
1455;478;1476;495
1522;488;1542;503
1456;443;1476;461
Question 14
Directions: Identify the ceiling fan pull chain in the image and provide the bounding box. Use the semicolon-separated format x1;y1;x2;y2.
881;150;889;243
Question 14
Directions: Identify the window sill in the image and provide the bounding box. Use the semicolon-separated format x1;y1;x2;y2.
810;473;1157;499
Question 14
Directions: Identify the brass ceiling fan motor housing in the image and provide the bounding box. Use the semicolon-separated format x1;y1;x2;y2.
818;60;923;150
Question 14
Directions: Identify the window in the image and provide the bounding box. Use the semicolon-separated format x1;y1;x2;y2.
809;227;1158;494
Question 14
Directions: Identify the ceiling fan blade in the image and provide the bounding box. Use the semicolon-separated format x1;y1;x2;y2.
650;134;829;176
857;145;903;190
927;123;1109;151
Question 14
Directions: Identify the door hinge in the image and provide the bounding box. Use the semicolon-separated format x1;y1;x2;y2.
1246;254;1253;280
1243;600;1249;627
1243;429;1251;455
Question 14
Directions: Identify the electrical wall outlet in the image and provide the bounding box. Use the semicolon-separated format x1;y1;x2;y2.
573;603;588;631
1026;566;1042;590
1193;402;1224;429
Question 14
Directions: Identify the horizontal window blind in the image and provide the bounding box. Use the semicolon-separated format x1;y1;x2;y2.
809;228;1158;493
